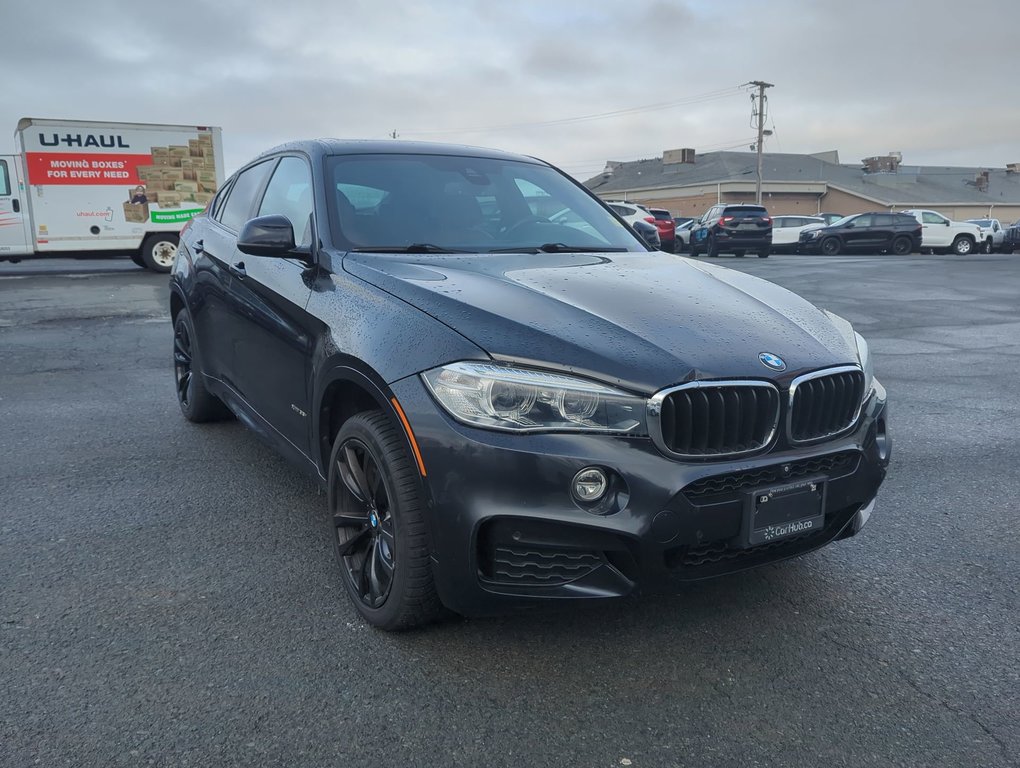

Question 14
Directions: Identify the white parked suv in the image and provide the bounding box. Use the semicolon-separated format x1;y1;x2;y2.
900;209;984;255
771;215;827;252
603;200;654;226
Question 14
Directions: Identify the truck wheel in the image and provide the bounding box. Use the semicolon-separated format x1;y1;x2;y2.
891;236;912;255
820;237;841;256
951;236;974;255
140;233;179;273
129;252;146;268
983;238;993;254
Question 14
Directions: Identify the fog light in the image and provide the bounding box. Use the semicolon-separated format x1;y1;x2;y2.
572;467;608;502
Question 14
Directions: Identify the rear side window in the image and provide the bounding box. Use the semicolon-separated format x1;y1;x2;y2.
0;160;10;196
609;204;636;217
895;214;919;226
258;157;314;245
218;160;274;232
873;214;894;226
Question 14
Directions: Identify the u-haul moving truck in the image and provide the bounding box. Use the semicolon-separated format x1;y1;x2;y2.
0;118;224;272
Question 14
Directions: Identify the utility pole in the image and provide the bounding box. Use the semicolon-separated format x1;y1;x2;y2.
748;80;773;205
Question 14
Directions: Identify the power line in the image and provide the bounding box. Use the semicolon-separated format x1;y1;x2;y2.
402;85;746;137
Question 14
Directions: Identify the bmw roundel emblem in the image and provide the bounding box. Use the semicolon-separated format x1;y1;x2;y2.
759;352;787;371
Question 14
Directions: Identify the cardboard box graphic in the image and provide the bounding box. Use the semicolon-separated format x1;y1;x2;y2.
123;201;149;222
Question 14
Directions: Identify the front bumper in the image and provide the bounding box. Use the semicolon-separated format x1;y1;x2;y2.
391;376;890;616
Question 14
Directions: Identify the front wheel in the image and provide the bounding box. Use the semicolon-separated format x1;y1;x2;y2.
951;235;974;255
329;412;444;631
140;233;180;273
820;237;841;256
757;249;770;258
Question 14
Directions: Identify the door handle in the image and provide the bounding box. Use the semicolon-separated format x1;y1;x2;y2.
193;238;204;254
229;261;247;278
12;199;19;213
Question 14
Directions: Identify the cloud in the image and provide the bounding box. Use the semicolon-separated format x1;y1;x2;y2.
2;0;1018;176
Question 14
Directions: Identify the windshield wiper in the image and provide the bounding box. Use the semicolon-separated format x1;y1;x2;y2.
351;243;471;254
488;243;629;254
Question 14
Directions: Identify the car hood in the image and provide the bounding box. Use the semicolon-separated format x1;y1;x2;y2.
342;251;857;394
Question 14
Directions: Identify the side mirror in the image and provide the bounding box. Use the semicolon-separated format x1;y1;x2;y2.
944;220;951;226
237;214;297;257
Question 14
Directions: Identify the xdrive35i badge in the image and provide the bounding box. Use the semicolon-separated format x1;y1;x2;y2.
759;352;786;371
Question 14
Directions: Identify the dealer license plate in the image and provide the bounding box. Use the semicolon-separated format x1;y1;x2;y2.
742;478;825;547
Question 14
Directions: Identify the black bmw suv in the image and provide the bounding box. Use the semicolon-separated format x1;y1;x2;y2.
170;140;890;630
799;212;921;255
689;204;773;258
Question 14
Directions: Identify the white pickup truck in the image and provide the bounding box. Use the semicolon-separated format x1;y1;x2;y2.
899;209;984;255
965;218;1005;252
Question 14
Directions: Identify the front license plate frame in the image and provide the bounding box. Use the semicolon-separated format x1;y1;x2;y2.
742;477;827;547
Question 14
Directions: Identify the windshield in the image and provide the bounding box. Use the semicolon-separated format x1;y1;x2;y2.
326;153;644;253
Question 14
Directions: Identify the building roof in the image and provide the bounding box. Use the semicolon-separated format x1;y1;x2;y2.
584;150;1020;206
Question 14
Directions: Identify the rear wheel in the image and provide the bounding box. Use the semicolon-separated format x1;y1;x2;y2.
329;411;443;630
891;236;912;255
733;250;745;258
173;312;231;422
951;235;974;255
140;233;179;273
706;235;719;257
129;252;146;268
757;249;770;258
820;237;841;256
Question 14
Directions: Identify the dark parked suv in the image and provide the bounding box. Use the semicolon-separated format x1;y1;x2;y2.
689;204;773;258
799;212;921;255
170;140;889;630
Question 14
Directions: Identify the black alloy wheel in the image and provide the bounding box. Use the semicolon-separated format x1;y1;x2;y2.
706;235;719;257
820;237;841;256
329;411;443;630
333;437;398;609
891;236;912;255
172;313;230;422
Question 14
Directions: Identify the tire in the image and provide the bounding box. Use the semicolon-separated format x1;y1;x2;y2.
951;235;974;255
706;235;719;257
329;411;443;631
129;252;146;268
733;250;745;258
757;249;770;258
173;312;231;423
820;237;841;256
140;233;180;273
891;236;912;255
983;238;993;254
689;239;699;257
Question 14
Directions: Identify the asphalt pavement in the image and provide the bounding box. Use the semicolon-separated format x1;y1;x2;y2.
1;253;1017;767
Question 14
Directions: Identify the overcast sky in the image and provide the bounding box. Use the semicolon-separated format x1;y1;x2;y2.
4;0;1018;179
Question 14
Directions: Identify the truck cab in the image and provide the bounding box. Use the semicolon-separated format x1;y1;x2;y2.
0;155;32;259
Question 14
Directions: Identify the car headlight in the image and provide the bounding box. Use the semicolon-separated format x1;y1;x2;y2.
823;311;875;400
422;361;648;434
854;331;875;397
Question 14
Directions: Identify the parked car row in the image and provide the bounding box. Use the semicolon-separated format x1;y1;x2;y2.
603;198;1015;258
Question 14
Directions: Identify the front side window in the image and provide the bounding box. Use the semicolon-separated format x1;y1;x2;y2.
218;160;274;232
852;214;874;228
921;211;946;225
258;157;314;245
326;154;643;252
